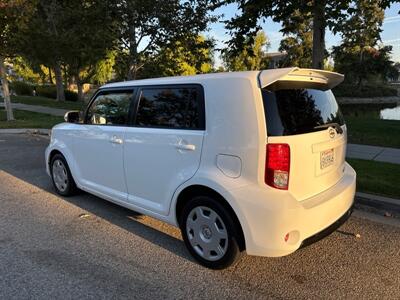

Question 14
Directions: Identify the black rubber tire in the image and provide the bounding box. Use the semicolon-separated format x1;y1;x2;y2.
50;154;77;196
180;195;242;269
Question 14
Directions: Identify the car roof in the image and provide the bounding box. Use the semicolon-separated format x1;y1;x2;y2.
100;68;344;90
100;71;260;89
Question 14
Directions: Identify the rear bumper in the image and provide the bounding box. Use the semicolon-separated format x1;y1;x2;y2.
300;205;353;248
223;162;356;257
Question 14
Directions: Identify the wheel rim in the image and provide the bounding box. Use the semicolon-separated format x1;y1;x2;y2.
186;206;229;261
52;159;68;192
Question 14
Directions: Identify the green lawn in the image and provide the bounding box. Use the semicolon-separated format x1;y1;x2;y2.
0;109;64;129
1;95;84;110
345;117;400;148
348;158;400;199
341;104;400;148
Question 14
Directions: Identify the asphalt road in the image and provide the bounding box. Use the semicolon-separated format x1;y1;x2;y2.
1;133;400;299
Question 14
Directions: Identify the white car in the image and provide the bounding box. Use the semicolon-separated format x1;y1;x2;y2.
46;68;356;269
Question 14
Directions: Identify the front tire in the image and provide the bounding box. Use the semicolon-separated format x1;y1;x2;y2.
50;154;77;196
180;196;242;269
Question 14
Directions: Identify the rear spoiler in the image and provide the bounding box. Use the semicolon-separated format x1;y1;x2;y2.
258;68;344;91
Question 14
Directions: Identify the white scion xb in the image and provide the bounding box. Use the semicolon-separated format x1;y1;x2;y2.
46;68;356;269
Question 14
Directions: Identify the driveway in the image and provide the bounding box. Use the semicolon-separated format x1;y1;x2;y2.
0;133;400;299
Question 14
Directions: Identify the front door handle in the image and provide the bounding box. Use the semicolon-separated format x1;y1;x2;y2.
110;136;123;144
175;144;196;151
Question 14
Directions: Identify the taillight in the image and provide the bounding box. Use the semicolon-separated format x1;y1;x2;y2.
265;143;290;190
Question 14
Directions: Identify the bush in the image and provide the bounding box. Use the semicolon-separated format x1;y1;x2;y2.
36;85;57;99
10;81;33;96
333;84;398;98
36;85;78;102
65;90;78;102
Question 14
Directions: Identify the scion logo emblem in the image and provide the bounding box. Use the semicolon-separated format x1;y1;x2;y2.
329;128;336;139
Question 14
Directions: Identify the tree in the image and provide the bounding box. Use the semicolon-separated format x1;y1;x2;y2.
278;9;313;67
17;0;70;101
222;0;400;70
139;36;214;78
63;0;116;101
222;31;270;71
112;0;215;80
222;0;392;69
332;0;394;86
0;0;34;120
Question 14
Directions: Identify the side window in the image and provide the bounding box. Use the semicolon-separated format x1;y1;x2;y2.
86;91;132;125
135;86;204;129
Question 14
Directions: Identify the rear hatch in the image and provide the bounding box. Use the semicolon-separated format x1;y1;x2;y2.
260;68;347;201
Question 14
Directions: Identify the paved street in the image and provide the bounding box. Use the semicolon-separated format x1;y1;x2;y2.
1;133;400;299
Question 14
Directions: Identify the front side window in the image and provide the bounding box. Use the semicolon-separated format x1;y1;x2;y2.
135;87;203;129
86;91;132;125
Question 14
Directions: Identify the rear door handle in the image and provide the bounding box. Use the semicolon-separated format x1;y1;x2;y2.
110;136;123;144
175;144;196;151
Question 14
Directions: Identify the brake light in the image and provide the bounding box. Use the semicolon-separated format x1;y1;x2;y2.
265;143;290;190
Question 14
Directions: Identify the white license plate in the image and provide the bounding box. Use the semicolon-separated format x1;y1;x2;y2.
320;149;334;169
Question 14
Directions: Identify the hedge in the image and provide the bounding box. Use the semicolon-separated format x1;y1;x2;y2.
9;82;78;102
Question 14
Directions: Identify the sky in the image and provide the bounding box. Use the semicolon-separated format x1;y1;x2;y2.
208;3;400;66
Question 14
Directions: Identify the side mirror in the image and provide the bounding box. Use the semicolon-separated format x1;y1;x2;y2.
64;111;80;123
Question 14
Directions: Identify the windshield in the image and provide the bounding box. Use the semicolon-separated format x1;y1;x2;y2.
262;88;345;136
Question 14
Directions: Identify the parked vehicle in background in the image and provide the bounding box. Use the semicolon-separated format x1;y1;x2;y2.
46;68;356;269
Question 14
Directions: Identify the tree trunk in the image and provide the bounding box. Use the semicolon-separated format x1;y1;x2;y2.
77;77;84;102
48;67;54;84
0;56;15;121
127;23;138;80
53;61;65;101
312;0;326;70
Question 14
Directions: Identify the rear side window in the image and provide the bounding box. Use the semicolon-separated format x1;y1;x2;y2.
135;86;204;129
262;88;344;136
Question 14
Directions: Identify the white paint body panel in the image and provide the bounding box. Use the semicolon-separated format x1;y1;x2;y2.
123;127;204;215
46;69;356;257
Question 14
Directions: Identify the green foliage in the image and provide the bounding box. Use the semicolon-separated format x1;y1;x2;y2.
332;0;399;85
62;0;116;89
222;31;270;71
8;57;43;83
112;0;215;80
0;0;35;57
222;0;354;68
278;10;313;67
139;36;214;78
333;46;398;85
333;84;398;97
90;51;116;85
9;81;33;96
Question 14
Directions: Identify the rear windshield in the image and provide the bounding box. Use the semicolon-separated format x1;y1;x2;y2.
262;88;345;136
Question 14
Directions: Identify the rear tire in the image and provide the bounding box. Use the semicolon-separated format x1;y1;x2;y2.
180;195;242;269
50;154;77;196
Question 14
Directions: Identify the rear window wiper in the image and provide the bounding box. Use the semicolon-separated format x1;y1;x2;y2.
314;122;343;134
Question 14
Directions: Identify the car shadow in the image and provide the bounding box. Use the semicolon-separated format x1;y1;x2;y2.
0;134;194;263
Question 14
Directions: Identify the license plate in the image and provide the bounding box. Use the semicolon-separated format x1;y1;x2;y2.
320;149;334;169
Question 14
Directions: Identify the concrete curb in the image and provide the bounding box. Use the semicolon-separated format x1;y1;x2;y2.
355;192;400;216
0;128;50;136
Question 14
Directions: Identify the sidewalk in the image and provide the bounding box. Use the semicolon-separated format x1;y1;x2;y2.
0;102;68;117
347;143;400;165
